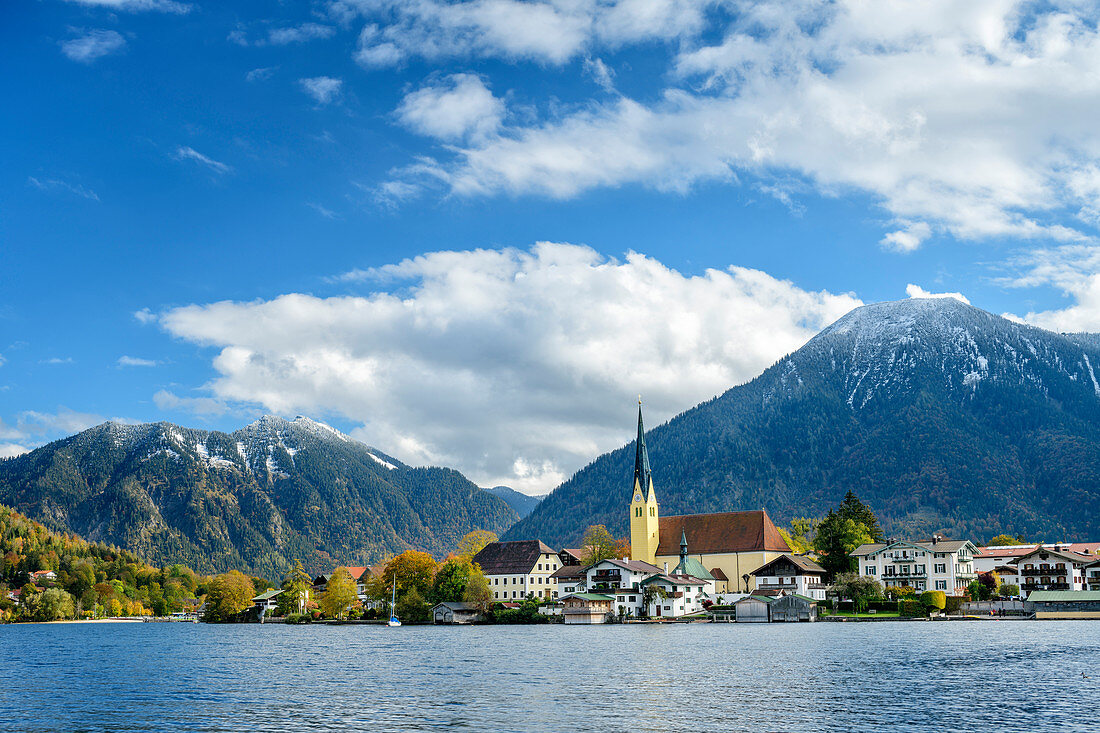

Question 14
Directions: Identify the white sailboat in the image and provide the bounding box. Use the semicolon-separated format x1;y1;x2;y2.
387;573;402;627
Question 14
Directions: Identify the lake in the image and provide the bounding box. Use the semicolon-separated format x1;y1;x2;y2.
1;620;1097;732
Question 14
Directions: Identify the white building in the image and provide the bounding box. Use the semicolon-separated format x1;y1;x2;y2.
472;540;561;602
976;543;1100;593
750;554;828;600
639;574;708;617
851;537;979;594
585;558;661;617
1010;546;1097;595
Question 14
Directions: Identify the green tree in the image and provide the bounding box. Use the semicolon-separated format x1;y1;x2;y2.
580;525;620;565
320;567;358;619
987;534;1026;546
30;587;76;621
202;570;256;622
968;579;993;601
837;491;883;542
431;559;472;604
832;572;884;613
394;586;430;624
456;530;498;560
780;518;816;554
277;560;313;616
462;564;492;613
1000;583;1020;597
813;514;874;579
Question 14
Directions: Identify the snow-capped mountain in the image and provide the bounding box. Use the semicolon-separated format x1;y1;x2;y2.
507;298;1100;547
0;416;518;578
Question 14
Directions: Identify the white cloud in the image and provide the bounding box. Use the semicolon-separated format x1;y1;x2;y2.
41;357;74;365
396;74;504;142
268;23;335;45
245;67;276;82
346;0;706;67
118;355;158;367
28;176;100;201
1002;244;1100;331
134;308;157;324
905;283;970;305
153;389;228;416
155;242;860;493
0;443;30;459
583;57;616;92
176;146;232;175
374;1;1100;249
17;408;103;437
63;0;190;12
60;30;126;64
307;202;339;219
299;76;343;105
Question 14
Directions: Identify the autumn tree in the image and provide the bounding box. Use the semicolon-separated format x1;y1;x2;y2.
780;518;816;554
580;525;620;565
462;564;492;613
394;586;429;624
382;551;438;598
30;588;75;621
202;570;256;622
988;534;1026;546
833;572;883;613
320;567;358;619
456;530;498;559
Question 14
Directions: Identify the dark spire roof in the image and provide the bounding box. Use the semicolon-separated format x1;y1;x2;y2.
633;402;653;500
680;529;688;557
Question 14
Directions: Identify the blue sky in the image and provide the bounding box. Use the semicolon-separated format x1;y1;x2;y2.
4;0;1100;492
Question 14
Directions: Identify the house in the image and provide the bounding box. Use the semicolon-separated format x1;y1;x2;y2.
1010;546;1096;595
345;567;370;602
560;593;614;624
1026;590;1100;619
30;570;56;583
628;405;790;591
472;539;561;601
734;595;773;622
975;542;1100;591
551;564;586;596
431;601;483;624
584;558;660;616
770;593;818;622
252;588;283;614
852;536;979;593
750;554;828;600
639;574;708;617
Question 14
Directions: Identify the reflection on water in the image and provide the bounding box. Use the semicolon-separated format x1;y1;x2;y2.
1;621;1098;732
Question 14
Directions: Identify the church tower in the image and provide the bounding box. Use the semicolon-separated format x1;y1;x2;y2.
629;402;660;564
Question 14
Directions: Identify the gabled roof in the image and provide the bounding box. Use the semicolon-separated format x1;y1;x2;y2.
432;601;479;611
345;566;368;581
656;510;790;556
750;553;826;576
735;595;776;604
560;548;585;563
561;592;615;602
1009;546;1094;566
851;538;976;556
641;574;707;587
472;540;557;575
589;558;662;574
550;564;586;581
710;568;729;581
252;589;283;602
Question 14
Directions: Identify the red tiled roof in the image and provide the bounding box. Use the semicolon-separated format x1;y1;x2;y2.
656;510;790;556
345;566;368;580
709;568;729;581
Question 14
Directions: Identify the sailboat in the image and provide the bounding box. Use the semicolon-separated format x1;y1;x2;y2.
387;573;402;627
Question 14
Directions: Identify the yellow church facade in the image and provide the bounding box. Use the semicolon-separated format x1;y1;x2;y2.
628;405;789;593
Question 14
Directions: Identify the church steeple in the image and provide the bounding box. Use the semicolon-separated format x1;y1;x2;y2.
629;400;660;564
633;402;654;501
679;529;688;563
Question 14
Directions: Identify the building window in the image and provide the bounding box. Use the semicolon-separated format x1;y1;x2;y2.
649;507;655;516
934;564;946;574
866;566;876;575
935;581;946;590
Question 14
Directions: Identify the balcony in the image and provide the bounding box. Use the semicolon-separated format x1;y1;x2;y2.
1022;582;1070;591
1020;566;1067;576
591;571;621;582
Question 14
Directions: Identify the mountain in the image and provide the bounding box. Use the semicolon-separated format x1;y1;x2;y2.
504;298;1100;547
483;486;544;518
0;416;518;580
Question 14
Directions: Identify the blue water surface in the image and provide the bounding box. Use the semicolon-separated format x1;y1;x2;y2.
0;620;1097;732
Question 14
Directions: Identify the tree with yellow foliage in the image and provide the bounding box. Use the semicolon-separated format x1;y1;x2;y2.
320;567;358;619
456;530;498;559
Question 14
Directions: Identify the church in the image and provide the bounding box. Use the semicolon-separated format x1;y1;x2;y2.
629;405;790;593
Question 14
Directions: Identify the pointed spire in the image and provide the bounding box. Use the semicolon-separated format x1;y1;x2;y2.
633;401;652;500
680;529;688;558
